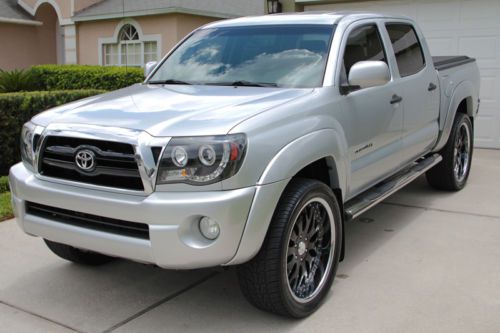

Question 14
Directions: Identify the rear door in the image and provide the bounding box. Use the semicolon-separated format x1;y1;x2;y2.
382;22;440;164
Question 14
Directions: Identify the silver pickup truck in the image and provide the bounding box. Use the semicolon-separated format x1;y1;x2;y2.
9;12;480;317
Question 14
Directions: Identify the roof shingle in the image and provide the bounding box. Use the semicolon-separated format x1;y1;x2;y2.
0;0;35;21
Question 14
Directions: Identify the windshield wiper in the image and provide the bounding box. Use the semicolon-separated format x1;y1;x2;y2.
148;79;192;85
207;80;278;87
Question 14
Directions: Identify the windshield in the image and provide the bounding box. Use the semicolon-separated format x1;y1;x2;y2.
148;25;335;88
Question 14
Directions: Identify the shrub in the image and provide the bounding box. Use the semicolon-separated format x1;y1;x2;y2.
0;69;38;93
0;176;9;193
30;65;144;91
0;89;105;174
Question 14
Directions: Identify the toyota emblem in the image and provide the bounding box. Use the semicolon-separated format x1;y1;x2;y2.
75;149;96;172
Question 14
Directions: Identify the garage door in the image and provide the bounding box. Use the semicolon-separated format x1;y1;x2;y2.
304;0;500;148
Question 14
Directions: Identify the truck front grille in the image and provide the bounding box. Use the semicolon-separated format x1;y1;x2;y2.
39;136;144;191
26;202;150;240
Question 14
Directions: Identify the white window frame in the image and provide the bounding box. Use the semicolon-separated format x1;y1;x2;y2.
98;19;161;67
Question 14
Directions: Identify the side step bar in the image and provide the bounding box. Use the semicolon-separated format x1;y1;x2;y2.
344;154;442;221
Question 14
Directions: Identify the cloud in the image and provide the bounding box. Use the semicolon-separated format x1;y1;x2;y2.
163;49;327;88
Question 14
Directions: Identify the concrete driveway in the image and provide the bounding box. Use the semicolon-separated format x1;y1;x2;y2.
1;149;500;333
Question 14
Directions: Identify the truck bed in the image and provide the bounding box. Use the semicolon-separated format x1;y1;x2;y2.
433;56;475;71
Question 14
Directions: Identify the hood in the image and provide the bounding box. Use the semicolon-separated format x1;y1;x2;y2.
32;84;312;137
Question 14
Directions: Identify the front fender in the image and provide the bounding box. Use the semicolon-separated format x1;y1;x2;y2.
226;129;348;265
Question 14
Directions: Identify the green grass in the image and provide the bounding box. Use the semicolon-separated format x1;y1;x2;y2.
0;176;13;221
0;176;9;193
0;191;13;221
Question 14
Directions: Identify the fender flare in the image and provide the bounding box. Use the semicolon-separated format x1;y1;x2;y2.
257;128;348;197
434;81;477;151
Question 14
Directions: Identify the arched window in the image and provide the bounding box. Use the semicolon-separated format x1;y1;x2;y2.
119;24;139;41
102;23;159;67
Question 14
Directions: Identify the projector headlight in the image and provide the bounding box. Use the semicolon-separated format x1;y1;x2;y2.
157;134;247;185
20;121;37;171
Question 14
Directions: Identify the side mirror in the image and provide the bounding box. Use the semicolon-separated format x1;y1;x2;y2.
348;60;390;90
144;61;158;78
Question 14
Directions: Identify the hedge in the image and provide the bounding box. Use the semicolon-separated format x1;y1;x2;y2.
30;65;144;91
0;89;105;175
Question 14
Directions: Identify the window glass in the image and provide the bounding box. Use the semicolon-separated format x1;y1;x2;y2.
102;24;158;67
342;24;386;81
385;24;425;77
144;41;157;63
119;24;139;41
149;25;335;88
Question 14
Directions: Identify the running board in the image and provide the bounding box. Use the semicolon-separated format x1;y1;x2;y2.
344;154;442;221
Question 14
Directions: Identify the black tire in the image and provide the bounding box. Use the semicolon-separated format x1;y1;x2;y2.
44;239;114;266
237;178;342;318
426;113;473;191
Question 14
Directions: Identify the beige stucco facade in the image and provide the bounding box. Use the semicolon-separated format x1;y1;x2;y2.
76;13;218;65
2;0;264;69
0;23;41;70
0;2;59;69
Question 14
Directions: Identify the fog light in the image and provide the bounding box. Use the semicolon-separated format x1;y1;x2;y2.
199;216;220;240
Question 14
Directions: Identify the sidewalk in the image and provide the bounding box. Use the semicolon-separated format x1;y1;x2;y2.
1;149;499;333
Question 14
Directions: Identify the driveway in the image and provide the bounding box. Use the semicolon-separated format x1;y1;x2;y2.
1;149;500;333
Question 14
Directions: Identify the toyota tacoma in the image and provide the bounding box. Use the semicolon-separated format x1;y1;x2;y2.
9;12;480;317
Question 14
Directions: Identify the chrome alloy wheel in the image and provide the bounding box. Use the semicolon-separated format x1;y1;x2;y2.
454;122;471;183
286;197;335;303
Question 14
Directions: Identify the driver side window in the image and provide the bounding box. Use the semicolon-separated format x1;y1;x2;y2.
341;25;387;86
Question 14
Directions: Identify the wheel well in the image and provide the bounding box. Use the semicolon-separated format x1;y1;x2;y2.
293;156;342;202
293;157;345;261
294;158;331;186
457;98;474;126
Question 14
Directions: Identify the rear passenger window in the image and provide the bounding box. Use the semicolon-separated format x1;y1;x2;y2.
341;25;387;84
385;24;425;77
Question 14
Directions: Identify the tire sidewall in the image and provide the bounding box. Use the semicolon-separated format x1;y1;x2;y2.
451;114;474;189
279;182;342;318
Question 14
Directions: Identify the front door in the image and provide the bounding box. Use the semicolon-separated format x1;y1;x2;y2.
338;22;404;197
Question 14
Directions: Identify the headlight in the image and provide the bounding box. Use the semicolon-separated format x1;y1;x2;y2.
157;134;247;185
20;122;37;171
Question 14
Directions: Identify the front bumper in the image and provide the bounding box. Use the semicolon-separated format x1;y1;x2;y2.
9;163;286;269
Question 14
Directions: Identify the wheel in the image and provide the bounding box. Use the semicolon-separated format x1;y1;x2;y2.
426;113;473;191
237;178;342;318
44;239;114;265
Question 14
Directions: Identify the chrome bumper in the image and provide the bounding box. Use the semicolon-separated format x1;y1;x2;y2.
9;163;288;269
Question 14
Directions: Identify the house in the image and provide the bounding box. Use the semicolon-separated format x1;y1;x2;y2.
1;0;498;148
0;0;265;70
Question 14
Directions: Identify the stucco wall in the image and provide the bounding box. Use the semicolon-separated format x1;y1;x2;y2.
76;18;120;65
76;13;219;65
34;3;58;65
174;14;219;40
0;23;40;69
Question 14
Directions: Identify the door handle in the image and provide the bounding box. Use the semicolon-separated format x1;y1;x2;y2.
428;82;437;91
390;94;403;104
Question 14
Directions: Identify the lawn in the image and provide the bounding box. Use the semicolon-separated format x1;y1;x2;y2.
0;177;13;221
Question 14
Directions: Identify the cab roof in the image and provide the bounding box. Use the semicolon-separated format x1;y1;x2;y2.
203;11;406;29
